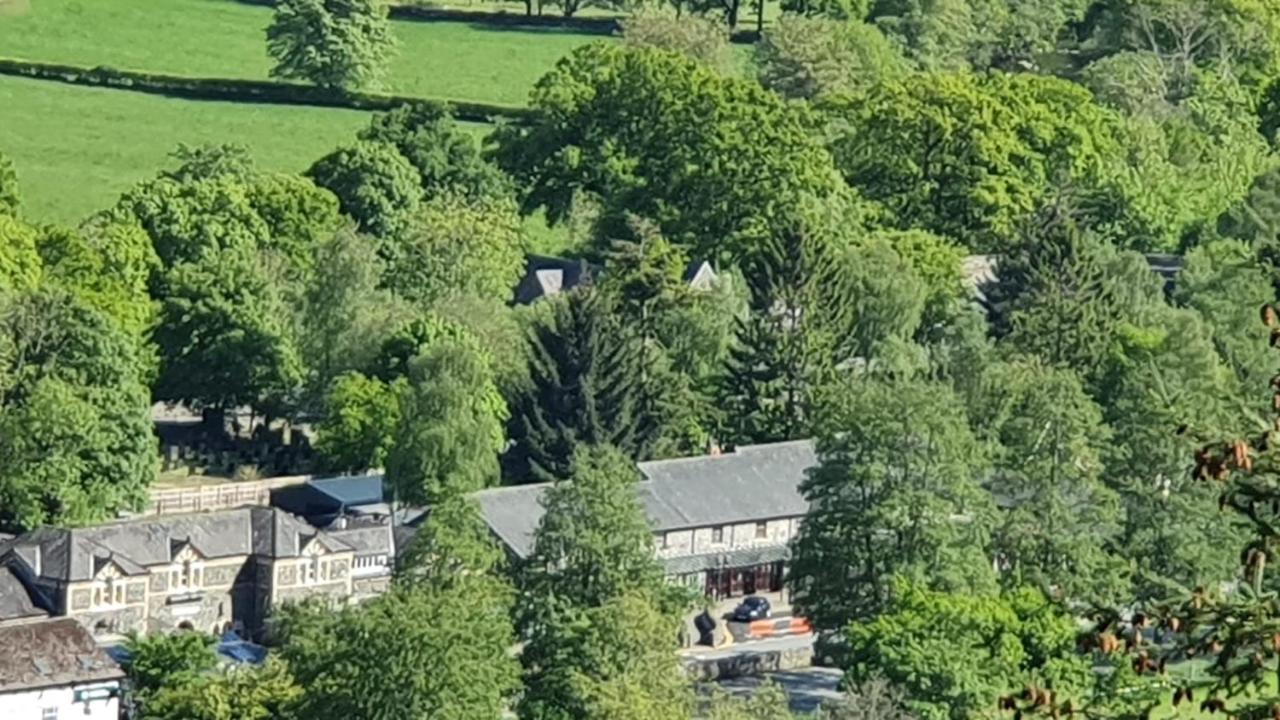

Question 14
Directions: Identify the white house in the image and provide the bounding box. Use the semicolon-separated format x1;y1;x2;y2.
0;617;124;720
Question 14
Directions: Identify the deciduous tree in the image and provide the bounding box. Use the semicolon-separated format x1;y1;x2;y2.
757;17;907;100
0;288;155;530
267;0;397;90
493;43;851;261
789;376;997;633
385;336;506;506
307;141;422;243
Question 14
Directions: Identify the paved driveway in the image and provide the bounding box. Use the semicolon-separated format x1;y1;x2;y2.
711;666;844;713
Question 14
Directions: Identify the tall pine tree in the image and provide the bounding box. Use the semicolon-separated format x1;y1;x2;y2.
717;215;851;445
507;289;656;482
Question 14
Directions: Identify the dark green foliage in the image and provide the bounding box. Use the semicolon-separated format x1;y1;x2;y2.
0;57;530;122
151;245;303;415
781;0;868;20
717;211;855;445
789;376;997;633
517;591;693;720
0;288;155;530
1175;239;1276;407
398;493;506;584
1218;166;1280;244
757;17;908;101
1100;306;1250;600
298;226;407;411
0;150;19;215
507;290;656;482
307;141;422;242
361;103;512;200
988;212;1158;385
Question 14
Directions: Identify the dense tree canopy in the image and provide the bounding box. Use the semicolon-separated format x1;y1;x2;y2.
493;43;854;260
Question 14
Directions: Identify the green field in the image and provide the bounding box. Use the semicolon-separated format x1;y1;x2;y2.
0;0;600;105
0;74;377;222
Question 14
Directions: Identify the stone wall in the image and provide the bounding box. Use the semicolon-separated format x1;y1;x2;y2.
681;645;815;682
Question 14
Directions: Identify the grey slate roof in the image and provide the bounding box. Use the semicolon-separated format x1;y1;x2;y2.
0;564;48;621
324;518;394;556
8;507;354;583
472;440;816;559
0;617;124;693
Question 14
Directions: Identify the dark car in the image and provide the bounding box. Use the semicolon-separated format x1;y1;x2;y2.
730;596;772;622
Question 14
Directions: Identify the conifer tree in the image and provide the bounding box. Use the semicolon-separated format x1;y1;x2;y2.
507;289;655;482
717;215;851;445
517;444;690;720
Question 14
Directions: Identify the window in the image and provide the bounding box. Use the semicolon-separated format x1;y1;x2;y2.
41;707;57;720
755;522;768;540
112;578;125;605
711;526;724;544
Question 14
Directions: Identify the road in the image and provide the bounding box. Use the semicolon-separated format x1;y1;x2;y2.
711;666;844;713
685;633;843;713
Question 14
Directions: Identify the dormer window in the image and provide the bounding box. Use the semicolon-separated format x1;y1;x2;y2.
169;543;204;592
91;562;125;608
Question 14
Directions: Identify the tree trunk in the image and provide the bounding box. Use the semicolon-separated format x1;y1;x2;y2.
525;0;532;16
755;0;763;36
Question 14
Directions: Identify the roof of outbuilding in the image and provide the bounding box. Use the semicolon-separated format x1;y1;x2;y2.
309;474;387;508
0;617;124;693
472;440;816;559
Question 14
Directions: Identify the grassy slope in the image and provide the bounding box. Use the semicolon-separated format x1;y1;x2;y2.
0;0;598;105
0;74;371;222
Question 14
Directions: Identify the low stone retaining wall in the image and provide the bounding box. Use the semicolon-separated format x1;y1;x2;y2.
682;644;814;682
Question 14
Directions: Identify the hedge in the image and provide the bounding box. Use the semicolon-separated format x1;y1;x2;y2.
0;57;533;124
233;0;760;42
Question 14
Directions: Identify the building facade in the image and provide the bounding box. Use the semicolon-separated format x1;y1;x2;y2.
474;440;815;601
0;506;394;641
0;618;124;720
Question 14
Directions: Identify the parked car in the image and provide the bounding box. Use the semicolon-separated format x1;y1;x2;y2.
730;596;772;622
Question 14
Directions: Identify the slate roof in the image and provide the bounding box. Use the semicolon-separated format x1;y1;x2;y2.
472;440;816;559
324;517;394;556
0;564;48;621
7;507;354;583
514;255;595;304
0;617;124;693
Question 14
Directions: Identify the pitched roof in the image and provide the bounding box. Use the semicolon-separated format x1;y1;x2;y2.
0;565;47;622
310;475;387;508
9;507;353;582
472;440;816;559
0;617;124;693
514;255;595;304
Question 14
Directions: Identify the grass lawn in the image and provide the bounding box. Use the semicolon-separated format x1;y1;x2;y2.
0;74;374;223
0;0;600;105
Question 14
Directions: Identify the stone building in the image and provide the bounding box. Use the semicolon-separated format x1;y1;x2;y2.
0;566;124;720
0;506;393;642
473;440;815;601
